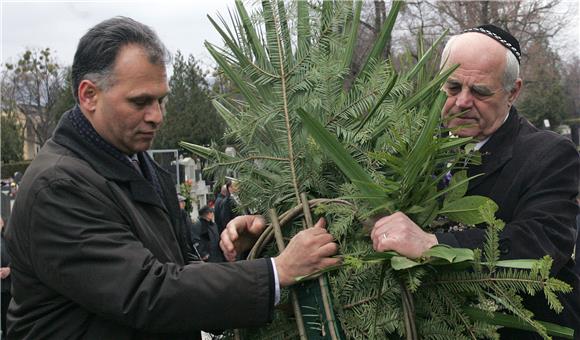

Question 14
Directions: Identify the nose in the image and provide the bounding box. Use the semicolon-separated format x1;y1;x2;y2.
454;88;474;110
145;101;164;126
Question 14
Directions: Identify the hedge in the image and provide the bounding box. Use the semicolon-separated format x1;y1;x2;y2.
1;160;32;179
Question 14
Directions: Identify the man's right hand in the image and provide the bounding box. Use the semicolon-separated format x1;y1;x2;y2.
274;218;340;287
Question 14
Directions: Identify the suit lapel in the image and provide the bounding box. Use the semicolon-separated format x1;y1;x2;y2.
467;108;519;192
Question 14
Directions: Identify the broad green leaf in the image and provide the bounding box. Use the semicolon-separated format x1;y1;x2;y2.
444;170;468;203
391;256;421;270
491;259;540;269
424;173;481;204
423;244;474;263
440;195;498;225
362;251;399;262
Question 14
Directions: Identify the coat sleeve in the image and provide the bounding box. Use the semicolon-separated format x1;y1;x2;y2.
28;178;275;333
437;137;579;273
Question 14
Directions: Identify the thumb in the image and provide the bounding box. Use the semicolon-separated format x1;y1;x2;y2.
248;215;266;234
313;217;326;229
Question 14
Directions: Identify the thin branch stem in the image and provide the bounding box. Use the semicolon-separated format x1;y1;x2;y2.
269;209;308;340
273;4;301;204
300;193;339;340
441;293;477;340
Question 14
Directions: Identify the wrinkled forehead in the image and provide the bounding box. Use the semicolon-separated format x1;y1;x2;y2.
444;33;507;78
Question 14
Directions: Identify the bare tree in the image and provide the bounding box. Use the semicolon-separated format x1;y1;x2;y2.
397;0;573;63
1;48;68;149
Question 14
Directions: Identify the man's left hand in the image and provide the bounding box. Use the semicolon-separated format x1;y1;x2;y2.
220;215;266;262
371;212;438;259
0;267;10;279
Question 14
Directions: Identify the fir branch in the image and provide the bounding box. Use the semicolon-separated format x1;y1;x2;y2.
440;291;477;339
204;155;290;171
272;1;301;204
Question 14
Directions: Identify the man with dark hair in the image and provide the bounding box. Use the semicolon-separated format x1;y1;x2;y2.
371;25;580;337
5;17;339;339
193;205;225;263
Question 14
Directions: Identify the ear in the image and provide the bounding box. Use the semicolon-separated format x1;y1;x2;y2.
77;80;99;113
507;78;523;106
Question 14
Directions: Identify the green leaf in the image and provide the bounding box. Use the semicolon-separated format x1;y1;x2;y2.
440;195;499;225
359;0;402;77
296;0;311;56
423;244;474;263
355;73;398;135
444;170;468;203
405;29;449;81
205;43;260;108
235;0;268;64
370;67;455;140
362;251;399;262
491;259;541;269
391;256;421;270
437;136;473;150
341;0;362;70
295;263;346;282
463;306;574;339
297;108;386;208
179;141;228;160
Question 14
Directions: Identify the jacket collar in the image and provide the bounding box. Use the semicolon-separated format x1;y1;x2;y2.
52;106;169;210
467;107;519;191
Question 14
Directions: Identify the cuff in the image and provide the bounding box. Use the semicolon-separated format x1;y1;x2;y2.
270;258;281;305
435;231;461;248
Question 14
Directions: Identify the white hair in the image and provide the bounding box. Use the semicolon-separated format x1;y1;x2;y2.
440;34;520;92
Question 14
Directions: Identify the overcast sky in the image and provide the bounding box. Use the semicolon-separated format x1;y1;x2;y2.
1;0;236;71
2;0;579;71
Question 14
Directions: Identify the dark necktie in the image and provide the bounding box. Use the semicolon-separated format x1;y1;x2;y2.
131;157;143;176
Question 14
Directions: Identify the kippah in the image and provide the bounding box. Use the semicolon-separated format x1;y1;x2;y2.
463;24;521;64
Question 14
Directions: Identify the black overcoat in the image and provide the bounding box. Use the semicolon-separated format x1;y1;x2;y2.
437;109;580;338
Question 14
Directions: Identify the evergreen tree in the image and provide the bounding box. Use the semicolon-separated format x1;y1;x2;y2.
518;39;570;129
1;115;23;163
49;67;76;120
153;52;224;150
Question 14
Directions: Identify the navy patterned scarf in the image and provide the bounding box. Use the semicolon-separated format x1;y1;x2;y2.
68;106;164;198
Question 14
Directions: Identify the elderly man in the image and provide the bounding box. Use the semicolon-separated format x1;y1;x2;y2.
371;25;580;337
5;17;339;339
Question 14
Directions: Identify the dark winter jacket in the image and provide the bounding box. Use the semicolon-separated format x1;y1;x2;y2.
5;107;275;339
